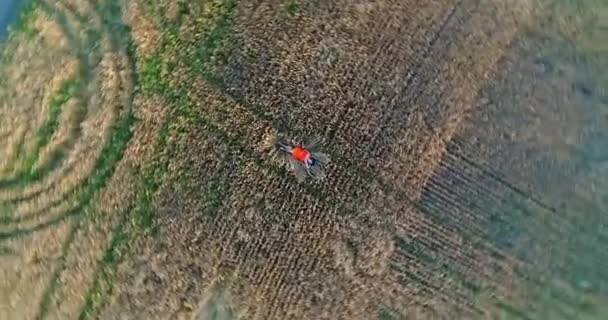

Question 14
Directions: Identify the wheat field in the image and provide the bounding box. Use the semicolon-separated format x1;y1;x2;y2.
1;0;607;319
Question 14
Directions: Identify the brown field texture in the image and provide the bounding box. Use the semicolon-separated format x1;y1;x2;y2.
1;0;607;319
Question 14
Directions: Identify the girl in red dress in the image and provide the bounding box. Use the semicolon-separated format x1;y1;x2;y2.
275;136;329;182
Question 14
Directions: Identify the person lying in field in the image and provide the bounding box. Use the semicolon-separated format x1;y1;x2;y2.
274;136;330;182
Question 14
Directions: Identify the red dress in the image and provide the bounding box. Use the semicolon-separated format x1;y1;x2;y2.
290;146;309;163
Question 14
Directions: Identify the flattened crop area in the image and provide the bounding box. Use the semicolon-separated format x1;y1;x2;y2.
100;1;541;319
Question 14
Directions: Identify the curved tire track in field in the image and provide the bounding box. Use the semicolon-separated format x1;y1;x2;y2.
0;0;134;237
0;1;137;319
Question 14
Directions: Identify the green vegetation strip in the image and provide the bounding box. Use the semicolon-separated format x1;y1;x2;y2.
77;76;170;320
34;217;82;320
77;2;242;315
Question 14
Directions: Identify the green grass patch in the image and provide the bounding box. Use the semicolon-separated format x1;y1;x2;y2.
283;0;300;17
375;304;398;320
0;202;15;222
204;181;225;217
6;0;39;39
163;0;235;84
0;245;16;256
139;54;164;94
494;301;534;320
135;122;170;231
